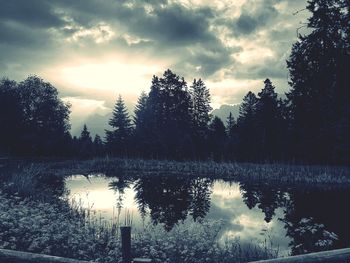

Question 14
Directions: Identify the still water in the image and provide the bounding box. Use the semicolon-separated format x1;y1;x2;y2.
65;174;350;256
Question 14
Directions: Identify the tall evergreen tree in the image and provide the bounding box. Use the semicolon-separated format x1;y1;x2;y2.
256;79;282;160
134;91;148;130
226;112;238;160
133;91;150;156
105;95;132;156
208;116;227;160
237;92;259;161
190;78;212;159
226;112;236;138
191;79;212;137
78;124;93;158
145;70;194;159
80;124;92;143
286;0;350;163
93;134;104;156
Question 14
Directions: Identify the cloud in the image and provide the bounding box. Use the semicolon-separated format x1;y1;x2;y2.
0;0;311;126
0;0;64;28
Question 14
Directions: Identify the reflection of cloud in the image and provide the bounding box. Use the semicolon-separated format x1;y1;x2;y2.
209;181;289;250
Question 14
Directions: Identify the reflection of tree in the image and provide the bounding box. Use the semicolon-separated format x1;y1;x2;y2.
239;182;286;222
282;188;350;255
189;178;213;222
133;176;213;231
108;176;132;210
240;181;350;255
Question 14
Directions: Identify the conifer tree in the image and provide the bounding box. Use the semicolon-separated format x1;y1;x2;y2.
208;116;227;160
237;92;259;161
191;79;212;137
286;0;350;163
226;112;236;138
256;79;281;160
105;95;132;156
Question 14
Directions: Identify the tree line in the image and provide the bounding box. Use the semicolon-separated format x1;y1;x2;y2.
0;0;349;164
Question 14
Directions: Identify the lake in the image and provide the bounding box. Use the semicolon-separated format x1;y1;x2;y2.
65;174;350;256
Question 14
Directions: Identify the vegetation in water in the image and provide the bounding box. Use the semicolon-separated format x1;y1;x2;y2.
0;189;277;263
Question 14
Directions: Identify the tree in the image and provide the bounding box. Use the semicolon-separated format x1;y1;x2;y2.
226;112;238;160
0;78;23;155
237;91;259;161
226;112;236;138
93;134;104;156
286;0;350;163
0;76;71;156
208;116;227;160
190;78;212;158
133;91;150;156
134;91;148;130
78;124;93;158
105;95;132;156
256;79;283;160
191;79;211;136
144;70;194;159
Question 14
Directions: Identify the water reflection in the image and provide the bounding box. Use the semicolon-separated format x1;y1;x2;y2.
108;176;213;231
238;181;350;255
65;175;350;255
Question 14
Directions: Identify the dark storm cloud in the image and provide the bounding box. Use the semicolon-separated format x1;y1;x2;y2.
0;21;53;47
0;0;311;105
227;1;279;36
0;0;64;28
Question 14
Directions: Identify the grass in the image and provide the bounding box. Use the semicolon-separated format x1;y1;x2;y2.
37;157;350;185
0;190;277;263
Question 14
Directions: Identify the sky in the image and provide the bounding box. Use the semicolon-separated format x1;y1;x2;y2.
0;0;310;134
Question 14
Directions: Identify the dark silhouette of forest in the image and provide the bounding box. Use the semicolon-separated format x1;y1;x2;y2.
0;0;349;164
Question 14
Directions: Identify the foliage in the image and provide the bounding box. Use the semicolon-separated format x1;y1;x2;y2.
0;190;275;263
286;0;350;163
282;217;338;255
0;76;71;156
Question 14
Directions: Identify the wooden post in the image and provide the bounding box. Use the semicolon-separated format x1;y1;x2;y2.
120;226;132;263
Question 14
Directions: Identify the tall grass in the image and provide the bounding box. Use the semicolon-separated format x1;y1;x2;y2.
44;157;350;185
0;191;277;263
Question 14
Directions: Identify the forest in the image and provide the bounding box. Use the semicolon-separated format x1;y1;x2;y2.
0;0;349;164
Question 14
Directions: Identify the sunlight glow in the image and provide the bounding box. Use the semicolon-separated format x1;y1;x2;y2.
60;61;162;95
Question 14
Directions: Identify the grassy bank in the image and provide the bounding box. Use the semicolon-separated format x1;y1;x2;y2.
0;189;276;263
36;157;350;185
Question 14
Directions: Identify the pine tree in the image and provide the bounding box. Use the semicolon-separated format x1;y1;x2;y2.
191;79;212;138
286;0;350;163
237;92;259;161
133;91;150;156
208;116;227;160
256;79;282;160
78;124;93;158
134;91;148;129
226;112;236;138
105;95;132;156
144;70;194;159
80;124;92;143
190;78;212;158
93;134;104;156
